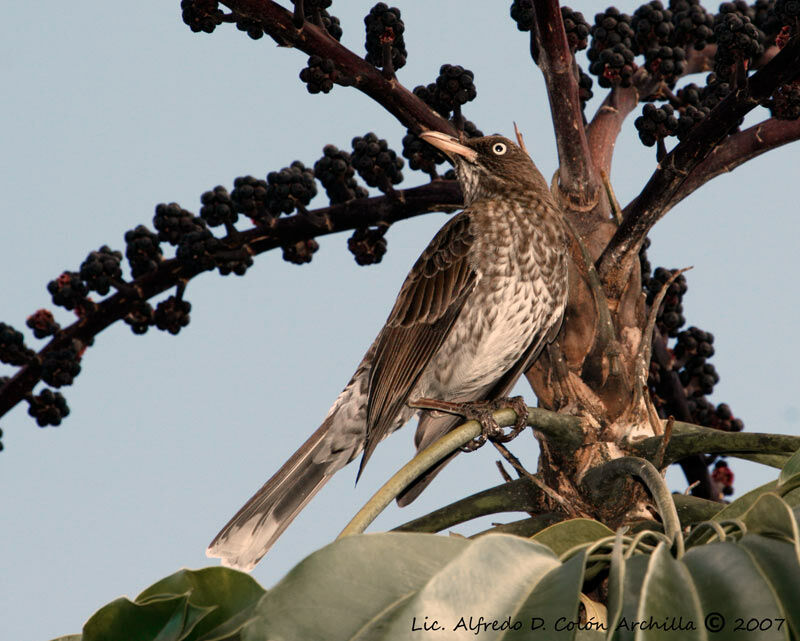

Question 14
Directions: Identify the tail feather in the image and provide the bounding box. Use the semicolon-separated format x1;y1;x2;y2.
207;420;336;571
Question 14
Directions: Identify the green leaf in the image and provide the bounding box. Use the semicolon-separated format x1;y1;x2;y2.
47;636;82;641
82;567;263;641
83;594;207;641
508;549;587;640
244;532;586;641
531;518;614;557
137;567;264;641
683;541;790;641
610;553;650;640
741;493;799;543
778;447;800;494
244;532;471;641
634;543;704;641
738;534;800;639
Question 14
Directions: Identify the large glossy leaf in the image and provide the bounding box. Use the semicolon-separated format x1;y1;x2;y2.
531;518;614;557
243;532;588;641
81;567;263;641
682;541;791;640
611;544;705;641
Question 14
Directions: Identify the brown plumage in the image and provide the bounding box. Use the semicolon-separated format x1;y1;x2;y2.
207;131;569;570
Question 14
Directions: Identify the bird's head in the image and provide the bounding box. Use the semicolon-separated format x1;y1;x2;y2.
419;131;547;205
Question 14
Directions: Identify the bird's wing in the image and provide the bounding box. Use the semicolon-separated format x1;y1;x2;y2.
396;310;564;506
358;212;477;477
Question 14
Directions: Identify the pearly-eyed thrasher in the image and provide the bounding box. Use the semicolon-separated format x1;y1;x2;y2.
207;130;568;570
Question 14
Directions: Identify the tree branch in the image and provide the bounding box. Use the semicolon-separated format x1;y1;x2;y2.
669;117;800;208
220;0;456;136
531;0;598;208
392;478;544;534
0;181;462;419
597;35;800;298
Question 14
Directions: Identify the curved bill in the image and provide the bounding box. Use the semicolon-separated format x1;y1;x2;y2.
419;131;478;163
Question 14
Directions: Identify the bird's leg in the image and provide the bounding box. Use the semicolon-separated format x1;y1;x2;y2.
408;396;529;451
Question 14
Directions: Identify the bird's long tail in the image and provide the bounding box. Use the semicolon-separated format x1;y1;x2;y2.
206;419;337;571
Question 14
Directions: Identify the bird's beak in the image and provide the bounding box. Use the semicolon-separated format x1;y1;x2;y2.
419;131;478;163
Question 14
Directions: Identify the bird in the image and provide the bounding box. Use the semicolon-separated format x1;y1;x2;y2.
207;129;569;570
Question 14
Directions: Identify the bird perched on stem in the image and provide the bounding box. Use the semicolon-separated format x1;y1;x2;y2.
208;130;569;570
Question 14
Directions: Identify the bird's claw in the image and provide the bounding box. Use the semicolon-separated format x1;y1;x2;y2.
456;396;529;452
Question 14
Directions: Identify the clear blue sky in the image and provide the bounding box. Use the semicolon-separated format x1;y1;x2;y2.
2;3;798;640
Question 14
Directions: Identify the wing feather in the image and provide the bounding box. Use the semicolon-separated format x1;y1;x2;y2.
358;212;477;475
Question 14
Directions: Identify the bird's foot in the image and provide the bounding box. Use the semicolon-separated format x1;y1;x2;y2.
408;396;529;452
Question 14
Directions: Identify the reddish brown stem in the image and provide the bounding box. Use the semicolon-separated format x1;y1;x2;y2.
0;181;463;419
670;117;800;208
531;0;597;208
221;0;455;136
597;35;800;299
586;84;641;178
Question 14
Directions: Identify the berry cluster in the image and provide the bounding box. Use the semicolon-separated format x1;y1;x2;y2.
41;343;82;388
300;56;337;94
412;64;478;120
364;3;406;72
153;203;200;245
578;68;594;109
674;326;719;395
26;389;70;427
80;246;123;296
47;272;89;311
266;161;317;215
351;133;404;192
175;224;222;273
645;266;686;336
230;177;270;226
634;103;679;146
632;1;674;51
125;226;162;278
303;2;343;41
688;398;744;432
434;65;477;113
282;238;319;264
124;300;154;335
676;102;711;139
0;323;34;366
713;3;765;78
670;0;714;50
765;80;800;119
752;1;781;41
154;297;192;335
235;16;264;40
348;227;388;265
26;310;60;339
712;460;735;496
510;0;534;31
643;44;686;85
200;186;237;228
181;0;222;34
216;250;254;277
588;8;637;88
641;258;744;448
314;145;369;204
402;131;447;177
562;6;590;51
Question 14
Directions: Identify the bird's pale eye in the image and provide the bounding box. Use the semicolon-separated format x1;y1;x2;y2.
491;142;507;155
